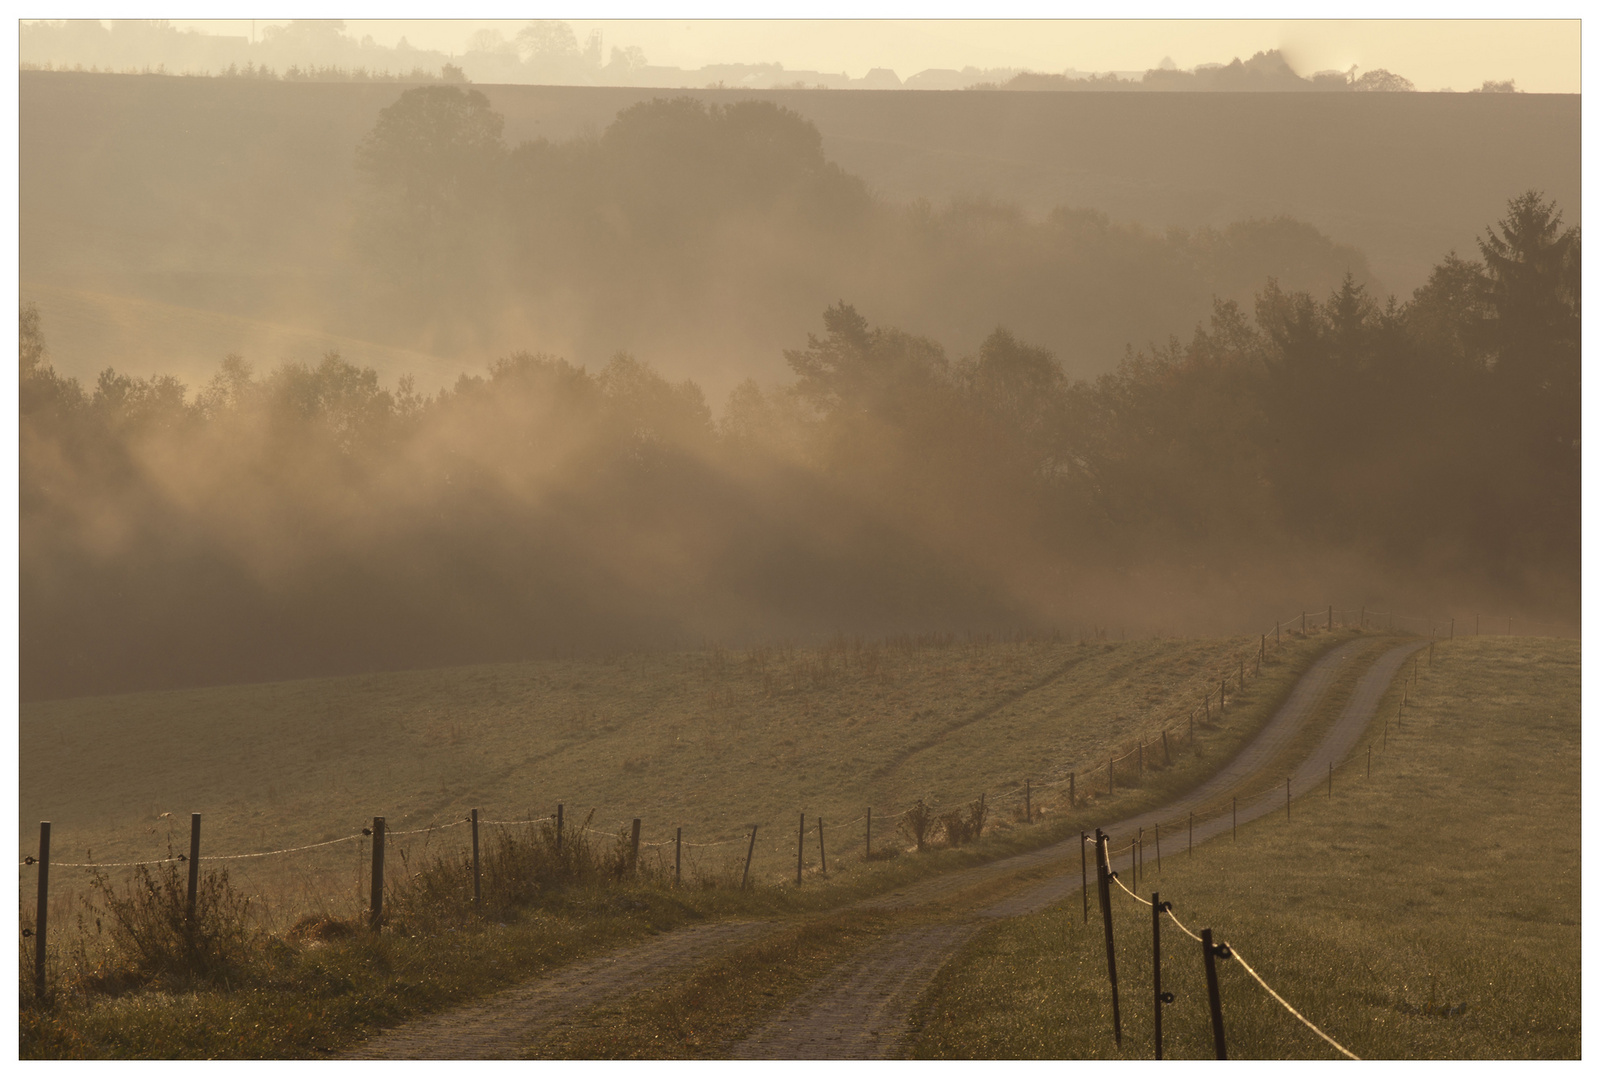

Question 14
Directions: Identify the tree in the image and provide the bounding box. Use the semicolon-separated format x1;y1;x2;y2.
515;20;577;59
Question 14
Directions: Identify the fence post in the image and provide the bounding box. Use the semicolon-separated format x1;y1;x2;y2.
1328;762;1333;796
1070;772;1076;808
1232;797;1237;841
34;820;50;1001
1025;780;1032;824
1081;831;1089;923
675;827;682;886
866;807;872;857
471;808;481;907
1450;617;1455;639
1138;742;1144;778
1368;745;1372;779
1204;694;1210;723
1189;811;1194;856
1162;731;1171;767
1201;929;1229;1059
1152;891;1166;1060
742;825;758;890
1136;827;1143;889
630;818;641;873
1286;778;1291;822
369;816;385;931
818;817;827;876
1155;821;1161;873
187;813;201;932
1094;829;1122;1046
796;812;804;885
1360;606;1365;629
1109;756;1115;797
1220;678;1226;714
556;803;564;854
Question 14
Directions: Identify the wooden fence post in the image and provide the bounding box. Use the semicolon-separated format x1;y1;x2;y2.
1202;929;1229;1059
1328;762;1333;796
818;817;827;875
1109;756;1115;797
1220;678;1226;714
1081;831;1089;923
556;803;564;854
1094;829;1122;1047
1070;772;1076;808
1152;892;1167;1060
796;812;804;885
866;807;872;857
34;821;50;1001
369;816;385;931
1450;617;1455;639
630;818;641;873
1162;731;1171;767
742;825;758;890
1232;797;1237;841
1025;780;1032;823
1189;811;1194;856
675;827;682;886
1138;742;1144;778
1286;778;1291;822
1136;827;1142;889
471;808;480;907
187;813;201;931
1154;822;1161;873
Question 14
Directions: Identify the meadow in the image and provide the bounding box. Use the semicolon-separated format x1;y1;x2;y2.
21;629;1347;938
905;635;1581;1059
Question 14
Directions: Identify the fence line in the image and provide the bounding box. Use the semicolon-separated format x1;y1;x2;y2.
21;605;1463;1027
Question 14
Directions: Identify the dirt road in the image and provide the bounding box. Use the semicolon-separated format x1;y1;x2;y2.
348;636;1421;1060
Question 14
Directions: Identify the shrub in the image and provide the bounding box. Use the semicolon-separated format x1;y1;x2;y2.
81;859;253;987
940;795;988;847
901;798;936;851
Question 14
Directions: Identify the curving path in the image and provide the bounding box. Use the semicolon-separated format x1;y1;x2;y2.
347;636;1420;1060
733;638;1424;1058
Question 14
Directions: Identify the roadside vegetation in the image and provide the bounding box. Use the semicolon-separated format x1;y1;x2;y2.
904;635;1580;1059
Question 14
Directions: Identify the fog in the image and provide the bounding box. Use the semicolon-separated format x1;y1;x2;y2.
18;75;1580;699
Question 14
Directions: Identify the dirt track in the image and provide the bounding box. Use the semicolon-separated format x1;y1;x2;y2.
348;636;1422;1060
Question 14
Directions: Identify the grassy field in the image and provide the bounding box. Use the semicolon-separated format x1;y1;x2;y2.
21;629;1345;934
905;635;1581;1059
20;628;1375;1057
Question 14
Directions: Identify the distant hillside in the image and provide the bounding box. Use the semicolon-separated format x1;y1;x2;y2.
20;72;1578;397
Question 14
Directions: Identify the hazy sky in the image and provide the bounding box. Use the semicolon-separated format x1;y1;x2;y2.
163;14;1580;94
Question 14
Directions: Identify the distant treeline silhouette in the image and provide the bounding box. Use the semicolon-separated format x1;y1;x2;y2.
19;184;1576;699
344;87;1372;373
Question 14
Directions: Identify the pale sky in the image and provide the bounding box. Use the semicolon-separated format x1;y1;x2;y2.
161;14;1580;94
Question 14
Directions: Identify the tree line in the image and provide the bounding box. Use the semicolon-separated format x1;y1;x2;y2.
19;189;1577;699
346;86;1372;376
